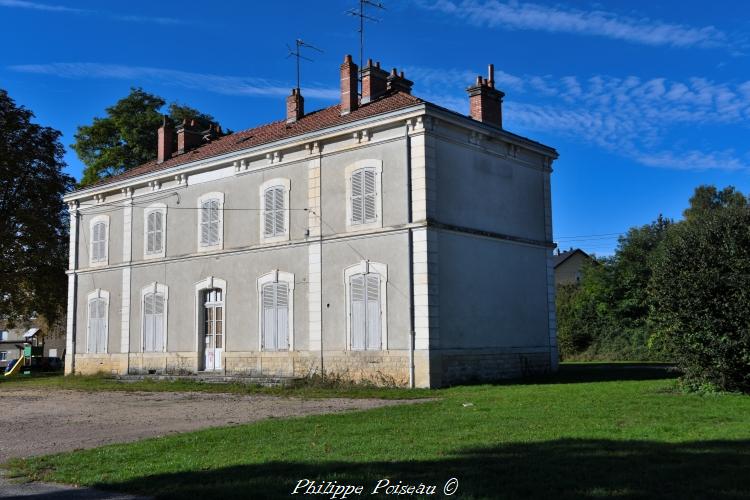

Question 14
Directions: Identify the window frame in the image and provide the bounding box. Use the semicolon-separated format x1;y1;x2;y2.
89;215;110;267
197;192;225;252
143;203;167;259
140;282;169;353
257;270;295;351
345;160;383;232
0;351;7;361
86;289;110;354
259;178;291;244
344;260;388;351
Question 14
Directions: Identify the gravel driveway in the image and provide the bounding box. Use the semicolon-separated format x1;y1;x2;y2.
0;388;417;463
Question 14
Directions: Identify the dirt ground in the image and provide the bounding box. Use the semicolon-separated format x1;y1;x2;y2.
0;388;416;463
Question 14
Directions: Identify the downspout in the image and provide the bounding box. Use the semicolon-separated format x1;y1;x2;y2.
405;122;415;389
319;154;325;377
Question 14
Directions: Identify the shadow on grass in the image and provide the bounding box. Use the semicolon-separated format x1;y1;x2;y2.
503;362;681;386
28;439;750;500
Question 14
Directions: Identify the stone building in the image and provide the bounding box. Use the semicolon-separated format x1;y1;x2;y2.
63;55;559;387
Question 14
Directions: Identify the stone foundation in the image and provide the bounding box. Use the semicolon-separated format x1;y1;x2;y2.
70;348;554;387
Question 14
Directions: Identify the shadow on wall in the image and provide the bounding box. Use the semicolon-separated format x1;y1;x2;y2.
67;438;750;500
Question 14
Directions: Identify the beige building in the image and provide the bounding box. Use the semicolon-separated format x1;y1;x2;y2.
553;249;593;286
63;55;559;387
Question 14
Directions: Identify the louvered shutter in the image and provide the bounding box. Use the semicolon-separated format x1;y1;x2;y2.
88;299;96;353
350;275;366;349
351;170;363;224
365;274;380;349
276;283;289;350
274;187;285;235
154;212;163;253
263;189;275;236
208;200;219;245
92;222;106;261
363;169;377;223
153;293;164;351
144;293;154;351
262;283;277;350
200;202;210;245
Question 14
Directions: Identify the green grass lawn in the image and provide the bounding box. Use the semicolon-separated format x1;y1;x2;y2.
5;365;750;499
0;372;429;400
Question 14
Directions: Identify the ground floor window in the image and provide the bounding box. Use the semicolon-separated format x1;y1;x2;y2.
350;273;382;350
87;289;109;354
0;351;7;361
262;282;289;351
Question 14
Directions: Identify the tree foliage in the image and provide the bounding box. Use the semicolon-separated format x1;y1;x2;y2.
0;89;74;326
72;88;216;187
556;218;671;361
650;199;750;393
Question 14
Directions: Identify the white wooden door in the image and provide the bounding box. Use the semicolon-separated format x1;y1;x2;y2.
203;289;224;371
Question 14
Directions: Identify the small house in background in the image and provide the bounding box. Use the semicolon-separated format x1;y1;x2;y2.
553;249;594;286
0;326;66;369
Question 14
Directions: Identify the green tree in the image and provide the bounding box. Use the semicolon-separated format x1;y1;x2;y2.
650;197;750;393
0;89;74;325
73;88;216;187
683;184;747;221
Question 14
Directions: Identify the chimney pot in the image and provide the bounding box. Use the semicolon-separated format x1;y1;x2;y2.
361;61;389;104
157;115;174;164
340;54;359;115
467;63;505;128
286;88;304;123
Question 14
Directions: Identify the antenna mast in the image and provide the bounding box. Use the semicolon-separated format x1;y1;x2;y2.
286;38;323;91
347;0;385;91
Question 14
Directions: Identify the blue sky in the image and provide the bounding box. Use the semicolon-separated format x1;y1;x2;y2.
2;0;750;254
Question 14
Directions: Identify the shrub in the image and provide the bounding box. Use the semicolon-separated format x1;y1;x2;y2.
649;207;750;393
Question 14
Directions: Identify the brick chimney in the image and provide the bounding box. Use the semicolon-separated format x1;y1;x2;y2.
466;64;505;128
157;115;174;164
340;54;358;115
361;59;388;104
387;68;413;94
176;118;204;154
286;88;304;123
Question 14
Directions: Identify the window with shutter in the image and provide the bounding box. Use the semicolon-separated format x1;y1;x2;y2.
263;186;287;238
349;273;381;350
88;297;107;353
350;168;377;225
262;282;289;351
91;221;107;262
143;292;165;352
146;211;164;254
200;198;221;247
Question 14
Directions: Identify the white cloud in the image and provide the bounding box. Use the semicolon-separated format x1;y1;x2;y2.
0;0;188;25
417;0;729;49
410;65;750;171
8;63;340;100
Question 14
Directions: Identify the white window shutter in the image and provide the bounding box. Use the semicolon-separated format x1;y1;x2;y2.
89;298;107;354
209;200;219;245
200;202;210;246
262;283;277;350
276;283;289;350
264;189;275;236
274;187;285;235
350;275;366;349
366;274;380;349
351;170;363;224
154;293;164;351
154;213;163;253
363;169;377;223
144;294;154;352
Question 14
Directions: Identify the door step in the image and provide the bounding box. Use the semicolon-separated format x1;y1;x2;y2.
114;373;300;387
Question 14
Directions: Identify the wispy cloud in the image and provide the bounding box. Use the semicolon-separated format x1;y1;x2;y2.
418;0;729;49
410;65;750;171
9;63;339;100
0;0;188;25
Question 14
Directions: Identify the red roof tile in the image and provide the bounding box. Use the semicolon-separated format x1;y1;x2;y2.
85;92;423;189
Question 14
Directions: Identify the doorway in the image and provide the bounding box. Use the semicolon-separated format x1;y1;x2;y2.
201;288;224;371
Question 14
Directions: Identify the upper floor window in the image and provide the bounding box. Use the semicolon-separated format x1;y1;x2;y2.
345;160;383;230
259;178;290;243
344;260;388;351
87;289;109;354
198;192;224;251
144;204;167;259
142;283;168;352
89;215;109;266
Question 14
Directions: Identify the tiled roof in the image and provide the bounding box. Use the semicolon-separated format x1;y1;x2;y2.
86;92;423;189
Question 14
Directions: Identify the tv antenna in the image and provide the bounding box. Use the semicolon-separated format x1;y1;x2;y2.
347;0;385;84
286;38;323;91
